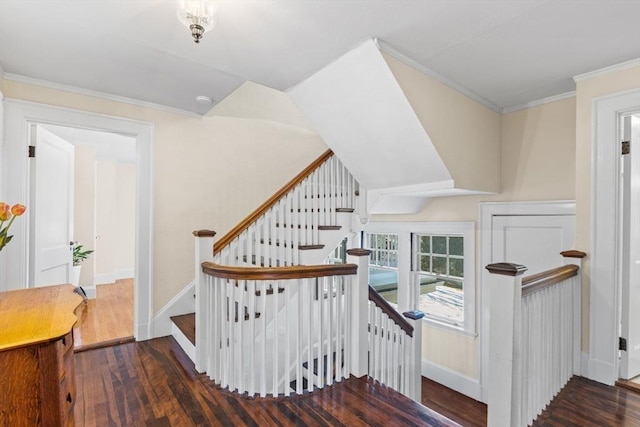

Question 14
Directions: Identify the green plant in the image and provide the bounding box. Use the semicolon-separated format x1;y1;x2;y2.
73;244;94;266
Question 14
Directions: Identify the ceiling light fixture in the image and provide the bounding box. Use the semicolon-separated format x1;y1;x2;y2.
177;0;217;44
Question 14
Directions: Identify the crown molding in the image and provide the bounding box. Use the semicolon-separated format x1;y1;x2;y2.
2;72;202;118
573;58;640;82
375;39;503;114
502;91;576;114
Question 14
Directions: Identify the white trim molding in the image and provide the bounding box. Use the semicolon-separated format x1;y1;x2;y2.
502;91;576;114
574;58;640;82
375;39;502;114
422;360;483;401
3;72;202;119
589;88;640;385
152;280;196;338
1;98;155;341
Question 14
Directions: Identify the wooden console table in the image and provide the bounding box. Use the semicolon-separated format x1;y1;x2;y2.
0;284;83;426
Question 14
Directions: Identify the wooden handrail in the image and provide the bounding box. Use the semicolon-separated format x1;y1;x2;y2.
214;149;334;255
201;262;357;280
368;286;414;337
521;265;579;297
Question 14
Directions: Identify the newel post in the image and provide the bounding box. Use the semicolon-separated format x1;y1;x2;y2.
347;248;371;378
485;262;527;427
193;229;216;373
403;310;424;402
561;250;587;376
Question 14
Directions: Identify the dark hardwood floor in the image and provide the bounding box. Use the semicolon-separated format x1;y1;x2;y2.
533;376;640;426
74;336;460;426
73;336;640;426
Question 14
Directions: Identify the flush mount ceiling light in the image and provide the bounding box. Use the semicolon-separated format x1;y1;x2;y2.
177;0;217;44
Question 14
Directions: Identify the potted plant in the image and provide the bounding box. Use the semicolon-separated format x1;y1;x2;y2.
70;244;93;288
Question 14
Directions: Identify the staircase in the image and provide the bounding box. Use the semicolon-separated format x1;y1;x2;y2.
171;150;422;401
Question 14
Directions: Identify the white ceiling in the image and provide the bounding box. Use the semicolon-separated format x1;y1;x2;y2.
1;1;639;115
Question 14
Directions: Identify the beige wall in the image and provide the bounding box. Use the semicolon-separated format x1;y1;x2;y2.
95;159;117;276
74;144;96;286
374;96;576;378
384;54;501;194
115;163;136;274
574;64;640;349
1;78;328;313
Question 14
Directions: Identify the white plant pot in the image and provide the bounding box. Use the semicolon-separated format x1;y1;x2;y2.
70;265;82;287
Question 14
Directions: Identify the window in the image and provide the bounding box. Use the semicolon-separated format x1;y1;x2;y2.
366;233;399;304
363;222;476;333
413;234;465;327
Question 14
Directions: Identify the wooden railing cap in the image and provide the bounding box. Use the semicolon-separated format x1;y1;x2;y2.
368;285;414;337
560;250;586;259
193;229;217;237
485;262;528;276
201;262;357;280
346;248;372;257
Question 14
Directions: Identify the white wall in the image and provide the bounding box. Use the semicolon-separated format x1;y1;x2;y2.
115;163;135;277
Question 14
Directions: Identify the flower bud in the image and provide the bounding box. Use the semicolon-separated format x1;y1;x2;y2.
11;204;26;216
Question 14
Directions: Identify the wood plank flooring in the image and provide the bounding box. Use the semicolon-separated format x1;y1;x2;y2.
74;336;461;426
532;376;640;426
73;279;134;351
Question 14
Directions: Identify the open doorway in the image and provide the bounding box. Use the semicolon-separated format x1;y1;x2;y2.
2;99;154;341
32;124;137;349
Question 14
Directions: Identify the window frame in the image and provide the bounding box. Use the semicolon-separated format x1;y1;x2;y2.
363;222;476;334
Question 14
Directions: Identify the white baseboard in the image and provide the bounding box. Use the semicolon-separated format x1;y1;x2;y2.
94;273;116;285
587;355;617;386
172;321;196;364
115;268;134;280
581;352;589;378
422;360;483;401
151;280;196;338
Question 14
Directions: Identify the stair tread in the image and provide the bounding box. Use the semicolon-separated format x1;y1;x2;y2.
171;313;196;346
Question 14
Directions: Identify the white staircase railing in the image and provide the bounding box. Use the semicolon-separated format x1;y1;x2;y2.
214;150;358;268
347;248;423;402
485;250;585;427
188;150;423;402
197;262;357;397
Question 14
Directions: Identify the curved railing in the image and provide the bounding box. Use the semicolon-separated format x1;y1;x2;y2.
198;261;358;397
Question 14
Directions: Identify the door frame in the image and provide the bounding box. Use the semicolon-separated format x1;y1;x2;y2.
1;99;154;340
478;200;576;402
590;88;640;385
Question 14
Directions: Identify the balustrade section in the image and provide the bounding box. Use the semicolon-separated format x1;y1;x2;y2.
198;262;357;398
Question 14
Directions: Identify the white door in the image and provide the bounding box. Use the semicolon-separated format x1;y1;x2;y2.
620;114;640;380
491;215;575;275
29;125;75;287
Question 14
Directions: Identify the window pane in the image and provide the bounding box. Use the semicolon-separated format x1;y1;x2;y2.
420;236;430;253
432;236;447;254
449;236;464;256
389;252;398;268
420;255;430;272
390;235;398;250
449;258;464;278
432;256;447;275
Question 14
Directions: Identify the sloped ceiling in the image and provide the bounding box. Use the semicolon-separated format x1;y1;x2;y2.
0;1;638;114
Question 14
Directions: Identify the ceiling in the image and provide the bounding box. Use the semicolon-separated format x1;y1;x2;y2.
0;1;639;115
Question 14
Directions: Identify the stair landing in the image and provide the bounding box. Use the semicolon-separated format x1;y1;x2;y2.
170;313;195;346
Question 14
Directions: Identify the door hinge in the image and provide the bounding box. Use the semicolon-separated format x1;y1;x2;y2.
622;140;630;155
620;337;627;351
28;145;36;158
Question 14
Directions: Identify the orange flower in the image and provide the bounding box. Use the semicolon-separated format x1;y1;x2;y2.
0;210;10;221
11;204;26;216
0;202;9;214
